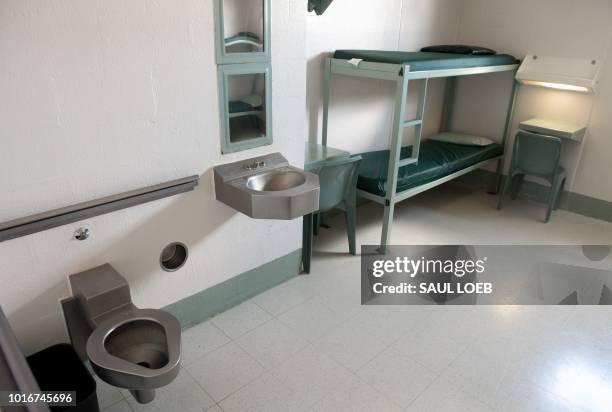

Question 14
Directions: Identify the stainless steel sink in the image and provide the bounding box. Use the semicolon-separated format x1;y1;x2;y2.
247;171;306;192
214;153;319;220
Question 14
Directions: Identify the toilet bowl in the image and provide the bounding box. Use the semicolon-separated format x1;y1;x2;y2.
63;264;181;404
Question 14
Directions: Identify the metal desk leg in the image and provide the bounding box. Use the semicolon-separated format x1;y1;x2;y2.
489;158;504;194
302;213;313;274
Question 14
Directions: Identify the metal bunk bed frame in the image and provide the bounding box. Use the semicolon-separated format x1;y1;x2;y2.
320;57;520;252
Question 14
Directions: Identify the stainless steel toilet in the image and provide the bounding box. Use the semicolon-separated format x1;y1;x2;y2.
63;264;181;404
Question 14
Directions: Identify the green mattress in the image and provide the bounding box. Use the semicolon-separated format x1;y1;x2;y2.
357;139;503;197
333;50;519;71
229;100;262;114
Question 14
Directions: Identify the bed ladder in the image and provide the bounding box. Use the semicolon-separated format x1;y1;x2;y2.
380;68;428;252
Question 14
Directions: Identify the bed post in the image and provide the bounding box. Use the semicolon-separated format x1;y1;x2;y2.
490;78;519;194
321;58;332;146
380;65;410;253
440;77;457;132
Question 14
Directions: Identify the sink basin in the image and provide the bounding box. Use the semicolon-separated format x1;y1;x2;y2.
247;171;307;192
214;153;319;220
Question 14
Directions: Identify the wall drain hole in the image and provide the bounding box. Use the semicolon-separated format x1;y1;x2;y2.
160;242;188;272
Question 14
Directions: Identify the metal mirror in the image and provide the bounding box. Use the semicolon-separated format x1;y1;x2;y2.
218;63;272;153
214;0;271;64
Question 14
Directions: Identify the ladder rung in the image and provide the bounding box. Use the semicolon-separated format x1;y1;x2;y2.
398;157;418;167
402;119;422;128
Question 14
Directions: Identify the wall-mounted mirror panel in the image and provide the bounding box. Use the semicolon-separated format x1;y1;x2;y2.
218;63;272;153
214;0;271;64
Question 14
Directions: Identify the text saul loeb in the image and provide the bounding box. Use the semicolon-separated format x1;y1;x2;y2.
370;256;493;295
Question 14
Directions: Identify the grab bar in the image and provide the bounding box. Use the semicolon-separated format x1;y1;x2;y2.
0;175;199;242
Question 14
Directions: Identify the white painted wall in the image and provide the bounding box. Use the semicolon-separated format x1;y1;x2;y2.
455;0;612;202
0;0;306;354
306;0;464;154
573;38;612;202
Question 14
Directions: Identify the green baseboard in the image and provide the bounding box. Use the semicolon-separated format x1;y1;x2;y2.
163;249;302;329
459;170;612;223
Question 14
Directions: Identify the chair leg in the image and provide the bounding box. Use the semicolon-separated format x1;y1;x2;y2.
301;214;313;274
544;177;561;223
380;202;395;254
313;212;320;236
510;174;524;200
345;205;357;255
488;158;504;194
496;174;512;210
554;178;566;210
544;198;554;223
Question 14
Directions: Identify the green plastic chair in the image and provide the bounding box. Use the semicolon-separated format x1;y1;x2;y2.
497;130;566;223
312;155;362;255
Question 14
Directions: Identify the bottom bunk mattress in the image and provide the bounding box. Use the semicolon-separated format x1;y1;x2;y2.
357;139;503;197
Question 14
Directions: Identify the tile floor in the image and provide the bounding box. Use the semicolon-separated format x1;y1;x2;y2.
99;184;612;411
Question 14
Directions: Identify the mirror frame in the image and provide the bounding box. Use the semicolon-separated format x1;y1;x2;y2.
213;0;272;64
218;63;273;154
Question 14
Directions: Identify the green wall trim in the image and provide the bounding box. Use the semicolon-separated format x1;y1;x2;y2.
459;169;612;223
163;249;302;329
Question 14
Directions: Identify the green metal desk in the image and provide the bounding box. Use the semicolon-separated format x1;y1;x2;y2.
302;143;351;273
305;142;351;171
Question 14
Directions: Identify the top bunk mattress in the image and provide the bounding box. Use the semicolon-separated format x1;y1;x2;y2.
333;50;519;71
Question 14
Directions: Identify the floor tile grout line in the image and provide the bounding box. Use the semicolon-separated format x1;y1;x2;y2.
181;338;235;368
189;302;483;406
180;365;218;408
234;321;311;372
191;337;318;406
208;302;275;340
429;340;521;410
241;341;360;410
208;317;235;341
101;395;126;411
295;343;370;409
182;339;263;406
321;311;449;408
232;321;278;371
250;297;278;318
252;289;314;319
275;296;356;344
399;363;447;411
206;342;268;405
348;371;407;411
350;314;435;378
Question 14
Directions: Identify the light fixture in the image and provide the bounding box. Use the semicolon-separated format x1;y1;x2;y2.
516;54;600;93
520;80;589;93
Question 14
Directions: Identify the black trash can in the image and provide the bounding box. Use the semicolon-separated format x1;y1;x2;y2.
27;343;99;412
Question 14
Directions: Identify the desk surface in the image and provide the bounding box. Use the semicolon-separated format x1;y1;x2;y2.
305;142;350;170
519;118;586;142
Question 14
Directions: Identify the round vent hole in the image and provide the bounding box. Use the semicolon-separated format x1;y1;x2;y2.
160;242;188;272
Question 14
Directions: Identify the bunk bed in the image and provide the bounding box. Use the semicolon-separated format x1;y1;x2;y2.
224;32;263;50
228;95;263;119
320;50;520;251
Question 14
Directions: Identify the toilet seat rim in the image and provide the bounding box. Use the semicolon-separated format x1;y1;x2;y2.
86;309;181;378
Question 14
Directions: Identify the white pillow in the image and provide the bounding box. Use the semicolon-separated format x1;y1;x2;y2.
428;132;495;146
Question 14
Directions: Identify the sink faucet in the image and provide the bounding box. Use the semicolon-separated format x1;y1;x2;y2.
244;160;267;171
